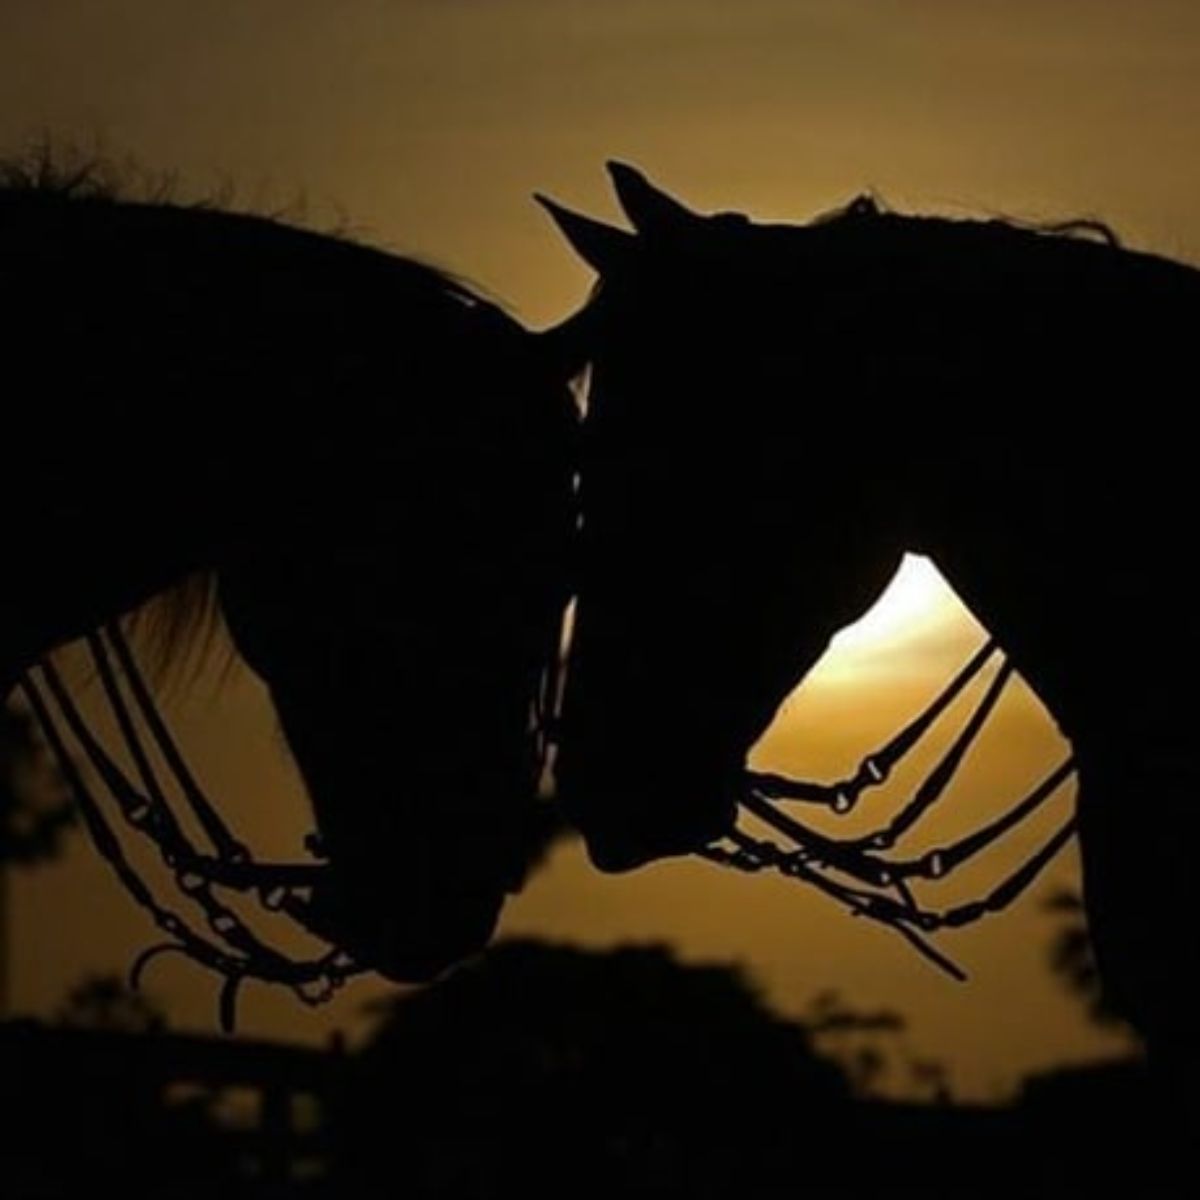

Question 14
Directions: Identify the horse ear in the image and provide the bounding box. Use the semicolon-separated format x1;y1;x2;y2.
607;161;698;235
535;193;634;276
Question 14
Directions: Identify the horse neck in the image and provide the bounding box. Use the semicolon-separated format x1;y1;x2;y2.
1;421;246;689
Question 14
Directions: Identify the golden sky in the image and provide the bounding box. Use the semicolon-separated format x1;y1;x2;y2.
5;0;1198;1100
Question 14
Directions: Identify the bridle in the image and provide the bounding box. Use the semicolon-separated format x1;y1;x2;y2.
21;618;1077;1030
702;638;1078;979
19;621;363;1032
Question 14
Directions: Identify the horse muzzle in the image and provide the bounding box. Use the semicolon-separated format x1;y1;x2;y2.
299;864;507;983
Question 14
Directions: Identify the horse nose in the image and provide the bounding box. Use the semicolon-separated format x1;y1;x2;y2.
557;753;740;873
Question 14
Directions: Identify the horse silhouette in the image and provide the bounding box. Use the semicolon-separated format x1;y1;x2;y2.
0;162;575;986
6;153;1198;1121
540;163;1199;1113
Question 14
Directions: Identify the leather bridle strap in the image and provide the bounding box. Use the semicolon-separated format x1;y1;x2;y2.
745;638;1001;813
18;631;361;1031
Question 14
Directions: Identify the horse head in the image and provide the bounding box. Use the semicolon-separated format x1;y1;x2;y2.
215;285;577;982
540;164;904;873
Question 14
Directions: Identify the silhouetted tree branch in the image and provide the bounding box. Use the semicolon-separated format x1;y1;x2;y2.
55;972;166;1034
802;988;918;1097
0;706;75;866
1043;888;1125;1028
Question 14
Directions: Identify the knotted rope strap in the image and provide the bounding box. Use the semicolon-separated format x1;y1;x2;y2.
745;638;1000;813
711;641;1078;979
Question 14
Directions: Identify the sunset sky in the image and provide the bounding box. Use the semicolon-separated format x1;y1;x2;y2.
4;0;1197;1100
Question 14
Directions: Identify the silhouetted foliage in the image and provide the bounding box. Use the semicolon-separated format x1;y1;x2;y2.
1043;888;1127;1029
0;706;73;866
338;940;854;1195
802;989;911;1096
0;938;1180;1197
1;1017;320;1197
56;972;167;1034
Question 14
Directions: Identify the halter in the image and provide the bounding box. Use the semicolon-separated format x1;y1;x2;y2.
19;622;364;1032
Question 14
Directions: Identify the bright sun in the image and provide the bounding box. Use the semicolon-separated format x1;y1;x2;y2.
808;554;979;687
833;554;960;653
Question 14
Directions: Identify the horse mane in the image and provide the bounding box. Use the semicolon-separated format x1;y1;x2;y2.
0;148;119;201
0;145;211;678
814;189;1123;249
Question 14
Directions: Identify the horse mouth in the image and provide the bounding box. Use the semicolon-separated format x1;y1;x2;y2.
557;764;740;873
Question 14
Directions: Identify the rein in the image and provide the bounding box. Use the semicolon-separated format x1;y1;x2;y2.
19;622;363;1032
22;620;1078;1027
705;640;1078;979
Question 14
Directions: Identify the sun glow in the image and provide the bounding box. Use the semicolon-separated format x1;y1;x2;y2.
833;554;962;653
749;553;990;782
800;554;986;690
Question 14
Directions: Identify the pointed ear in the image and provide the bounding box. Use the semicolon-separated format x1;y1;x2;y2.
535;193;634;276
607;161;698;235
